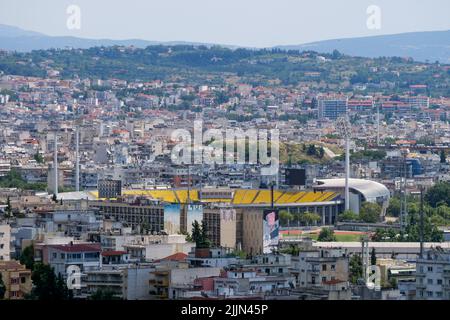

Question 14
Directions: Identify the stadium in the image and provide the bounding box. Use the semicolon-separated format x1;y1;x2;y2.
57;179;390;254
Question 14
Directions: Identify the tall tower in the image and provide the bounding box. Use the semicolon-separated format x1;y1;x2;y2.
53;132;59;196
337;115;351;211
75;127;80;192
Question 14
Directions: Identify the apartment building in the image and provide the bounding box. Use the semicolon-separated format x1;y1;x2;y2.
0;260;32;299
34;242;102;278
415;247;450;300
83;264;153;300
318;98;348;120
293;248;349;288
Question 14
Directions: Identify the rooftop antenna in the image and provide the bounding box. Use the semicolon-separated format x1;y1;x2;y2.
336;114;351;211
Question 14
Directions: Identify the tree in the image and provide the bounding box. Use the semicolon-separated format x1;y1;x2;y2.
19;245;35;270
440;150;447;164
200;220;211;249
191;220;211;249
338;210;359;222
349;254;363;284
279;210;294;227
425;182;450;207
332;49;342;60
306;144;317;156
29;263;71;300
33;151;44;164
317;147;325;159
370;248;377;266
359;202;381;223
317;228;337;242
0;273;5;299
5;196;12;219
386;197;401;217
301;212;321;226
191;221;202;246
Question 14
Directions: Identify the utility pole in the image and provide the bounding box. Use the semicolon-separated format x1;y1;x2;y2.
53;132;58;196
376;104;380;146
337;115;351;211
400;152;408;232
75;127;80;192
420;185;425;259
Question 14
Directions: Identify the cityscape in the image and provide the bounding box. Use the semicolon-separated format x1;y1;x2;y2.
0;0;449;307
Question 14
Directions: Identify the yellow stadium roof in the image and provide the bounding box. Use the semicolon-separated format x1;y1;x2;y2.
89;189;340;205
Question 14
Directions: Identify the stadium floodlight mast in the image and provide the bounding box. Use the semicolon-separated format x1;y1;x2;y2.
336;114;351;211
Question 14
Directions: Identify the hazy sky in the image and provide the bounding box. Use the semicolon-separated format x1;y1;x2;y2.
1;0;449;47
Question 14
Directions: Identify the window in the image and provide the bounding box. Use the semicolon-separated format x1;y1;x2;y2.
322;277;327;283
427;291;433;297
437;279;442;285
427;266;433;272
52;252;57;259
427;279;433;285
322;264;327;271
21;277;26;284
436;292;443;298
331;265;336;271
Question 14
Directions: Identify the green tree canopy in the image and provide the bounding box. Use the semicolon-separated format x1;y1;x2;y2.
338;210;359;222
359;202;382;223
317;228;337;242
425;182;450;207
29;263;71;300
19;245;35;270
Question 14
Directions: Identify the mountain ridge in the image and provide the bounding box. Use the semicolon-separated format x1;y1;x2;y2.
0;24;449;63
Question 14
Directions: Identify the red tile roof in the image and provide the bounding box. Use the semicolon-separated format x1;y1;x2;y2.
155;252;187;262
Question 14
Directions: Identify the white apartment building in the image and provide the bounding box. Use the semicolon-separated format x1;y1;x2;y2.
416;247;450;300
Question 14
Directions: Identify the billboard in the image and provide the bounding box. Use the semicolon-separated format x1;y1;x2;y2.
187;204;203;234
164;204;181;234
263;209;279;254
285;168;306;186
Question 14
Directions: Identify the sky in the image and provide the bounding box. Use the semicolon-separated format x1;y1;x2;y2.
0;0;449;47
